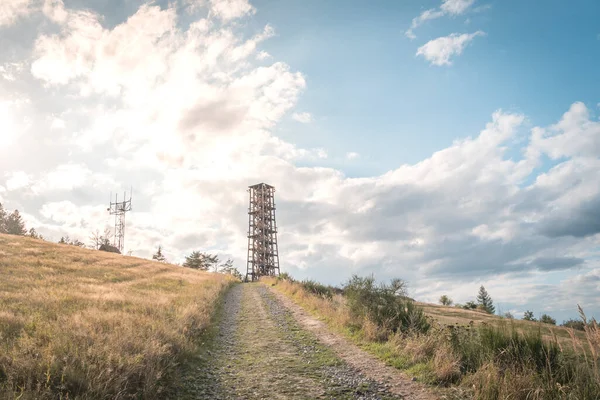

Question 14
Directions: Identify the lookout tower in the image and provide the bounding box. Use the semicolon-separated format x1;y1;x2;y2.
246;183;280;281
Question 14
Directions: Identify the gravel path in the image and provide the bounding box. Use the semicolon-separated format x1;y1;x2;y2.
176;283;406;399
269;287;439;400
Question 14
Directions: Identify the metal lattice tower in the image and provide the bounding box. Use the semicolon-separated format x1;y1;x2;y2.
107;190;132;253
246;183;280;281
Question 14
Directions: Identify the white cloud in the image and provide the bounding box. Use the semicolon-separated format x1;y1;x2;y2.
50;117;66;130
184;0;255;22
42;0;68;23
31;164;114;194
346;152;359;160
209;0;255;21
292;112;312;123
5;171;31;191
530;102;600;160
256;50;271;60
405;9;444;39
405;0;476;39
416;31;485;66
0;98;30;146
440;0;476;15
0;63;24;81
0;0;34;27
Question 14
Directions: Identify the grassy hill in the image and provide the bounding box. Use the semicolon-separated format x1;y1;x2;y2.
0;233;233;399
418;302;589;350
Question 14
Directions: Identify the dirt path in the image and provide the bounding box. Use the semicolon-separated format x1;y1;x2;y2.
176;283;408;399
268;287;438;400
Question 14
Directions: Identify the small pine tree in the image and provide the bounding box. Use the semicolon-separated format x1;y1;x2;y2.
439;295;453;306
183;251;218;270
476;286;495;314
5;210;27;235
152;245;166;262
523;310;536;321
218;258;234;273
0;203;6;233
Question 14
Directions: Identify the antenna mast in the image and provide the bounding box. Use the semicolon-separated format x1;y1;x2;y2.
107;189;133;253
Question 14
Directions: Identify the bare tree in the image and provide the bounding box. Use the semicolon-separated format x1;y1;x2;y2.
90;227;113;250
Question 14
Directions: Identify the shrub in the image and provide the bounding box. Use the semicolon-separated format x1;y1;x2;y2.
300;279;334;299
278;272;295;283
439;295;453;306
343;275;429;336
562;318;585;331
540;314;556;325
523;310;536;321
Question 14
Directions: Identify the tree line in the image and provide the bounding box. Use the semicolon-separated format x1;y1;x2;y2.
438;285;593;330
151;245;242;280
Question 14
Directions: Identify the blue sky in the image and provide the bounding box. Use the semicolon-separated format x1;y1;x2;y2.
0;0;599;322
248;0;600;175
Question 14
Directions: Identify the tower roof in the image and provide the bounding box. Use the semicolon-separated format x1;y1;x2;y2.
249;182;274;189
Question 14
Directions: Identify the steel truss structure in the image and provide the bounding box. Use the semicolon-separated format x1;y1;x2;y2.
246;183;280;281
107;191;132;253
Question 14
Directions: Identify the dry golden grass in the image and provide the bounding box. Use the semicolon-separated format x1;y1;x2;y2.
418;301;588;348
0;233;234;399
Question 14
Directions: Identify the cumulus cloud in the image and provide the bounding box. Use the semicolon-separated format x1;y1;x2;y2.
0;0;34;27
416;31;485;66
441;0;476;15
531;102;600;159
0;98;30;146
406;0;476;39
346;152;359;160
5;171;31;191
209;0;255;21
256;50;271;60
292;112;312;123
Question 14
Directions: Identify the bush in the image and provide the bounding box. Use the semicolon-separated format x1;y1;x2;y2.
300;279;334;299
503;312;514;319
439;295;453;306
343;275;429;336
523;310;536;321
540;314;556;325
562;318;585;331
278;272;295;283
462;301;478;310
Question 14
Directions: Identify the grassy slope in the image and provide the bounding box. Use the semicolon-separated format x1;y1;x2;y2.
0;233;233;399
418;302;588;349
